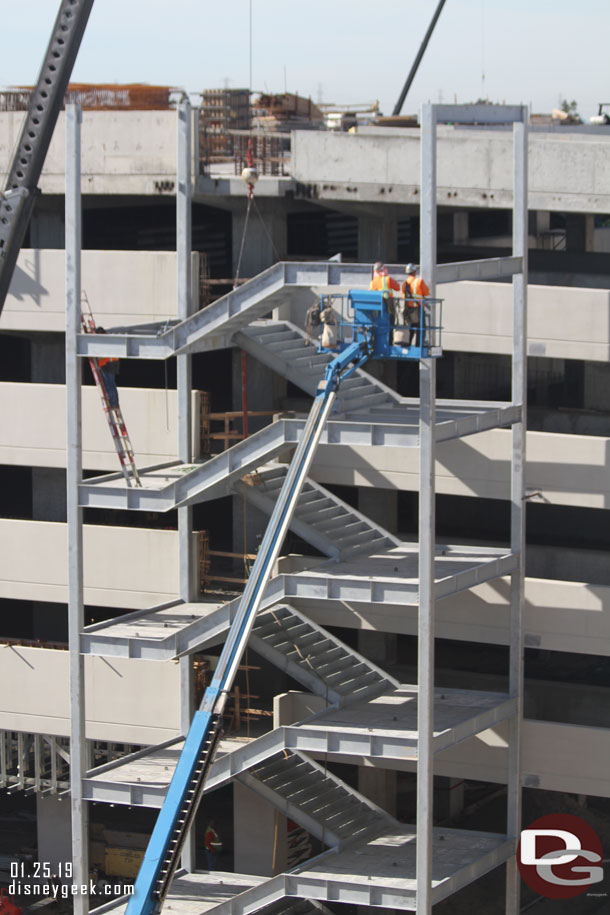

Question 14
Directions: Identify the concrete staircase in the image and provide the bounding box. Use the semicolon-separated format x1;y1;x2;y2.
235;320;400;414
88;261;378;357
251;604;398;707
240;464;400;561
238;750;395;850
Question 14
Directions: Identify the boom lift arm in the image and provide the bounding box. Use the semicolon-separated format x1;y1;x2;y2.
0;0;95;315
126;338;369;915
127;286;443;915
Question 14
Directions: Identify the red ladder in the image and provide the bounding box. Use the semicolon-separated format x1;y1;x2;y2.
81;297;141;488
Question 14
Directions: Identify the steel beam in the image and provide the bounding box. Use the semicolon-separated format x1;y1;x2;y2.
75;254;528;361
190;831;513;915
506;109;528;915
80;547;518;659
65;103;88;915
436;256;523;284
434;104;527;124
176;98;197;873
75;403;521;512
82;690;516;810
416;102;437;915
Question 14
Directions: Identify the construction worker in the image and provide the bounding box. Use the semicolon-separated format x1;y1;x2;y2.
305;298;322;342
204;820;222;870
95;327;120;410
402;263;430;346
370;262;401;332
320;300;339;350
369;262;401;297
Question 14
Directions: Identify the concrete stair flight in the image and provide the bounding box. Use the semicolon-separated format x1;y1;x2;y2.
251;604;398;707
239;750;395;850
240;464;400;561
235;320;400;414
87;262;378;357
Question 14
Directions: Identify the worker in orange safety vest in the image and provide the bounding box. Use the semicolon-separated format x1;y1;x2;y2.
369;261;401;297
370;262;401;328
95;327;120;409
402;263;430;346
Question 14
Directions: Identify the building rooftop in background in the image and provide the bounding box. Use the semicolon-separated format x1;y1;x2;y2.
0;82;179;111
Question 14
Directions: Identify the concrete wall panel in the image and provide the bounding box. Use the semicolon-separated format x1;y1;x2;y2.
435;719;610;798
441;281;610;361
2;249;199;332
0;111;178;196
0;519;184;609
313;426;610;509
0;384;201;470
295;575;610;657
292;128;610;213
0;646;180;743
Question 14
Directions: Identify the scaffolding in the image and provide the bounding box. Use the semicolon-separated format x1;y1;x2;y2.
65;102;527;915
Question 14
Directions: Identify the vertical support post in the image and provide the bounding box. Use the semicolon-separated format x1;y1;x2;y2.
177;96;194;602
0;731;6;787
241;350;249;439
416;103;437;915
34;734;41;793
66;103;89;915
506;108;528;915
177;97;196;871
17;732;25;790
177;96;193;470
50;737;58;793
192;105;200;183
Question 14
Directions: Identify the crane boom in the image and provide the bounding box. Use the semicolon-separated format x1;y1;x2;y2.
392;0;447;116
0;0;94;315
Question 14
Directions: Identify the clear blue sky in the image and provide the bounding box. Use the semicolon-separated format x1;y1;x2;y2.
1;0;608;118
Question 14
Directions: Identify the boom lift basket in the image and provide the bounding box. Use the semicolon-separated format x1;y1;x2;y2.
318;289;443;361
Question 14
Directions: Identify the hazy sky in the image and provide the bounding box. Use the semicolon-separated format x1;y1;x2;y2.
1;1;608;119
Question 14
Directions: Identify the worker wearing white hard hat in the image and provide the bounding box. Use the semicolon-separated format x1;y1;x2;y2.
402;263;430;346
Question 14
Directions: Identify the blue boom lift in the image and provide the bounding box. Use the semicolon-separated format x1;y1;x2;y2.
127;286;442;915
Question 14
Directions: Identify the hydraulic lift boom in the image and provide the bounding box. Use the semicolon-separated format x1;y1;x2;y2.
126;339;368;915
127;287;443;915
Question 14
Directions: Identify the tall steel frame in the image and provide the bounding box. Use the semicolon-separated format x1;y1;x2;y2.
65;101;528;915
65;100;197;915
416;103;527;915
66;103;88;915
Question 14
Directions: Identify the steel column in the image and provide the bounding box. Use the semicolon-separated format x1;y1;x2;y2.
506;110;528;915
177;98;196;872
0;731;6;787
177;97;193;469
66;103;89;915
416;103;437;915
50;736;58;793
34;734;41;793
177;97;195;602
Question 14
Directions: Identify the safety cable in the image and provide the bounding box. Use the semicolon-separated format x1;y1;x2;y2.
233;194;253;288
